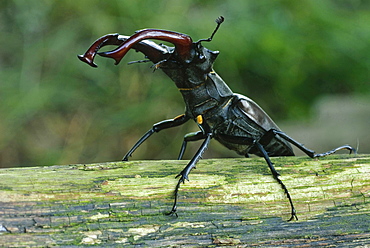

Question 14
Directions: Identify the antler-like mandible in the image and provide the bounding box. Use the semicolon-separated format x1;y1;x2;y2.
98;29;193;65
78;34;122;67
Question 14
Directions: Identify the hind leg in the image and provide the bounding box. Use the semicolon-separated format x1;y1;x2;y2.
264;129;356;158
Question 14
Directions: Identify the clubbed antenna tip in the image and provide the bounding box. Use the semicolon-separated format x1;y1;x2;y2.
197;16;225;43
216;16;224;25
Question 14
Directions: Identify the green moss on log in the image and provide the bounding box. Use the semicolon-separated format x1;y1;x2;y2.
0;155;369;247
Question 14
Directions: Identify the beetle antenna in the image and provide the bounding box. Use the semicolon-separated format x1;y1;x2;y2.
197;16;224;43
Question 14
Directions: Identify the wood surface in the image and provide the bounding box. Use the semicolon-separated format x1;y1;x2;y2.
0;154;369;247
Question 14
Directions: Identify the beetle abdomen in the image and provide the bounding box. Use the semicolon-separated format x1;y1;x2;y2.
213;94;294;157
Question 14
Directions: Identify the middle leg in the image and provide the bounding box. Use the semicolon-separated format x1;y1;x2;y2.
178;131;207;160
167;133;212;216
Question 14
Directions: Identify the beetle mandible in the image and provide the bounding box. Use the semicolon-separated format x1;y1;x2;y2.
78;16;355;221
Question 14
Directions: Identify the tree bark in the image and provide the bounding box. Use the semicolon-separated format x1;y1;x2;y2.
0;155;369;247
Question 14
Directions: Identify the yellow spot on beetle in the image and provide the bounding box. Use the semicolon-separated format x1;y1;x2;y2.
196;115;203;125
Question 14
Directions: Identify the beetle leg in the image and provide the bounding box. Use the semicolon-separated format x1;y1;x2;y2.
178;131;206;160
122;114;190;161
254;141;298;221
167;133;212;216
270;130;356;158
213;133;297;220
312;145;356;157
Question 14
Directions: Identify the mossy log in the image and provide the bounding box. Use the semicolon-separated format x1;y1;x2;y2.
0;155;369;247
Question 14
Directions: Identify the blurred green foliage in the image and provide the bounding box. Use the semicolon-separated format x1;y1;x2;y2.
1;0;369;167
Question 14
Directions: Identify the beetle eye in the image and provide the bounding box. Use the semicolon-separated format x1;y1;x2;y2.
198;54;206;61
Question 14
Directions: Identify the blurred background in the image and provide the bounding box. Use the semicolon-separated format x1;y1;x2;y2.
1;0;369;168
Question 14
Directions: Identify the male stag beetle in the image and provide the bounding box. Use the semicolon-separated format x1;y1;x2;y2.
78;16;355;221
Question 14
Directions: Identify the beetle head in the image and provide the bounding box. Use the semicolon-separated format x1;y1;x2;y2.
190;43;220;72
184;16;224;71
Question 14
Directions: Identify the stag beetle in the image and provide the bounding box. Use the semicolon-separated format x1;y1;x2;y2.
78;17;355;221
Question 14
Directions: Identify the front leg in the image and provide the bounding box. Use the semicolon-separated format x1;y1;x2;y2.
167;132;212;216
123;114;190;161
